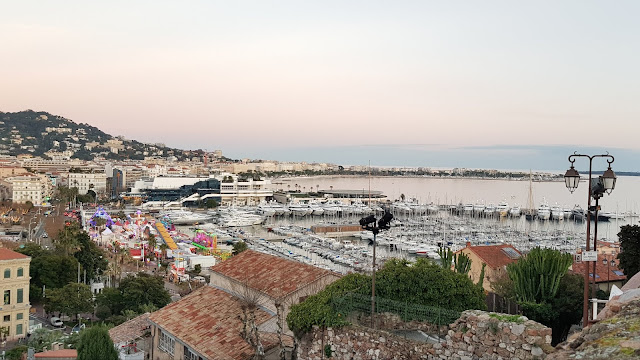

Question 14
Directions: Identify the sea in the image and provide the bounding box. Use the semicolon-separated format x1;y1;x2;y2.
270;175;640;242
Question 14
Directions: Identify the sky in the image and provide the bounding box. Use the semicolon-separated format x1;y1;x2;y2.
1;1;639;170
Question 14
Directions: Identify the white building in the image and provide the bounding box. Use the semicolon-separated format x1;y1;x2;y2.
6;174;52;204
68;172;108;195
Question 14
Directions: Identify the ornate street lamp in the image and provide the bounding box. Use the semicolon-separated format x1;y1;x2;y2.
565;152;615;327
601;166;617;194
564;164;580;193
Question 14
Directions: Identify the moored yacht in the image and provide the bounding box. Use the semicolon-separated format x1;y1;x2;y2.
496;201;509;217
537;203;551;221
550;204;564;221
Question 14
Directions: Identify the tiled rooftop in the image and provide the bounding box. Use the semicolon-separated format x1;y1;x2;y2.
34;349;77;358
0;248;29;261
461;244;522;269
108;312;150;345
211;249;337;299
571;260;627;283
148;286;276;360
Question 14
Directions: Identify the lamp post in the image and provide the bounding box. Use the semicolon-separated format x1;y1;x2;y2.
564;153;616;327
359;211;393;329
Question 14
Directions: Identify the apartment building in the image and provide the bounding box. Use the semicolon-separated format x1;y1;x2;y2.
0;248;31;342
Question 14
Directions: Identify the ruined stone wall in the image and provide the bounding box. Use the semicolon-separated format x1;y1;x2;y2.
298;310;554;360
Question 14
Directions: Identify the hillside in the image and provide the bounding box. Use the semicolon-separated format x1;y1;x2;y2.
0;110;204;161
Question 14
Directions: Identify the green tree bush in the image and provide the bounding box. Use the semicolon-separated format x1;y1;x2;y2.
77;325;119;360
617;225;640;278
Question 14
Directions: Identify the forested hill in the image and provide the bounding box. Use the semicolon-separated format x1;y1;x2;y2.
0;110;202;161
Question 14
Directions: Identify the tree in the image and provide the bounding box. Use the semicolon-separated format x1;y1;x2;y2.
506;248;578;345
617;225;640;279
232;241;248;255
56;222;83;256
74;231;108;282
548;273;583;345
118;273;171;313
31;254;79;290
76;325;119;360
376;258;486;312
146;234;157;261
507;247;573;304
45;283;94;321
205;199;219;209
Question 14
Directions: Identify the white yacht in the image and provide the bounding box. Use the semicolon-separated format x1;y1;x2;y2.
537;203;551;221
288;203;312;216
161;210;213;225
509;205;521;217
496;201;509;217
463;203;474;215
473;201;485;215
256;202;276;217
550;204;564;221
484;204;496;217
308;201;325;216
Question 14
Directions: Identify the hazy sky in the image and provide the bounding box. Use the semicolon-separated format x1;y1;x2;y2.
1;1;639;169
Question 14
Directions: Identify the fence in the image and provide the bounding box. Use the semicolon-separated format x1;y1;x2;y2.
331;292;460;328
485;292;521;315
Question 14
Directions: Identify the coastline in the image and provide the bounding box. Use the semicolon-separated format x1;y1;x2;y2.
273;174;564;183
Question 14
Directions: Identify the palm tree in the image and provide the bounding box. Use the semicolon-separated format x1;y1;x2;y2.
159;243;169;261
147;234;157;261
316;184;319;193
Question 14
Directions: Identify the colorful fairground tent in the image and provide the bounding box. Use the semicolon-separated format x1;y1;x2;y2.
88;206;115;227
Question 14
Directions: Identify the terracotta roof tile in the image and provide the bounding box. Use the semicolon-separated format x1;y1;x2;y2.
211;250;337;299
109;313;151;345
148;286;276;360
459;244;521;269
0;248;29;261
34;349;77;358
571;259;627;283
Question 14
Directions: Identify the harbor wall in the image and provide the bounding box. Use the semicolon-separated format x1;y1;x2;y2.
297;310;554;360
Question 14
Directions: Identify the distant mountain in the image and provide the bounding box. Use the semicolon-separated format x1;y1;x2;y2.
0;110;211;161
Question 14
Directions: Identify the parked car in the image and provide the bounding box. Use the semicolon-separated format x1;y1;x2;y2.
50;317;64;327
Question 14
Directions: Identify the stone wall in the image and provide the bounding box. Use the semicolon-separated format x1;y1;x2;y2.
298;310;554;360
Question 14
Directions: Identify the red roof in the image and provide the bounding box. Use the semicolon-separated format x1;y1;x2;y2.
571;260;627;283
0;248;29;261
458;244;522;269
34;349;77;358
148;286;276;360
211;250;338;299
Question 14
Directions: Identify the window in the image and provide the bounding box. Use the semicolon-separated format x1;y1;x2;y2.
17;288;23;303
3;315;9;322
613;270;625;276
16;324;22;335
3;269;9;278
183;347;202;360
158;330;175;356
17;268;23;277
3;290;9;305
16;313;23;320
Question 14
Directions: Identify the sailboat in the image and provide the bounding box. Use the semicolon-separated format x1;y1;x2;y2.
525;171;536;221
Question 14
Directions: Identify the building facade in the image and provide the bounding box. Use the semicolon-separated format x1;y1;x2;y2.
6;174;51;204
0;248;31;342
68;172;108;196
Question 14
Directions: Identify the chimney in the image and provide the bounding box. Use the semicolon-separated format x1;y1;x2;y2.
466;241;471;248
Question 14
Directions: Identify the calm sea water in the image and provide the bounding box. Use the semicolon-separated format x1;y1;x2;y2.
272;175;640;241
